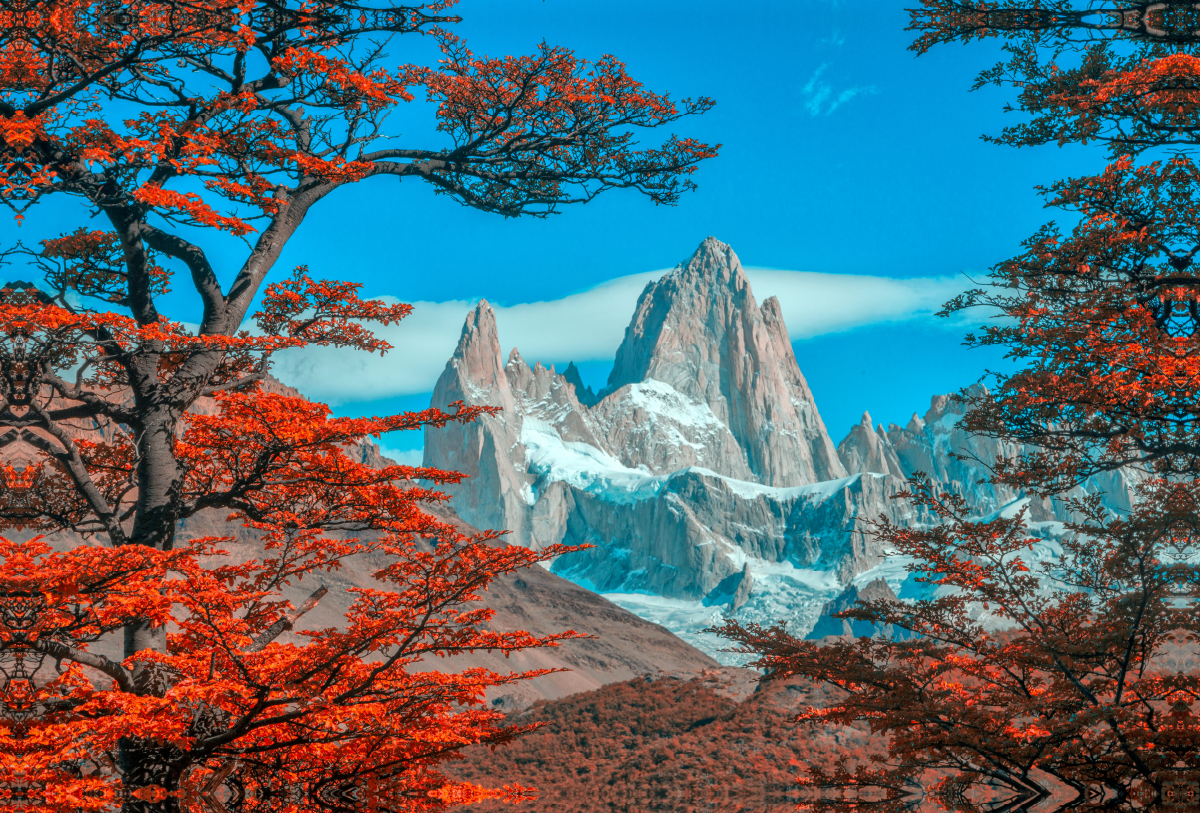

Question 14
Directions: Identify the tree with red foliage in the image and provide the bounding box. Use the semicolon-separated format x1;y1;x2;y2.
714;4;1200;810
0;0;716;810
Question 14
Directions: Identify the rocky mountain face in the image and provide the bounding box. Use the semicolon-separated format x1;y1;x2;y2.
807;578;913;641
425;239;920;628
601;237;845;486
424;237;1138;658
425;305;539;542
838;392;1141;521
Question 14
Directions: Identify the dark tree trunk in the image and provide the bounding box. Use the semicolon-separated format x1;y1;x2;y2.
120;369;189;812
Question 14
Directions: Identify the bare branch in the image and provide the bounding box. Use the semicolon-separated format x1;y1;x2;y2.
245;584;329;653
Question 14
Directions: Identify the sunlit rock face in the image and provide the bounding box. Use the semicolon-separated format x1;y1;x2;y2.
842;389;1142;524
424;300;535;545
601;236;845;486
837;412;906;480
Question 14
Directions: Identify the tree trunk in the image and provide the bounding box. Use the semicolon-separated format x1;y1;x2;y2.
121;383;187;812
119;738;184;813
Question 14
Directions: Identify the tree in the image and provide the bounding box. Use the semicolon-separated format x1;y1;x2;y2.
714;478;1200;809
712;3;1200;809
0;0;717;809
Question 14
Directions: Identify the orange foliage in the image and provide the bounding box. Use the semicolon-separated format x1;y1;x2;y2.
0;0;716;808
942;155;1200;489
0;506;586;812
446;672;879;813
717;4;1200;810
0;274;597;811
0;0;715;223
714;479;1200;810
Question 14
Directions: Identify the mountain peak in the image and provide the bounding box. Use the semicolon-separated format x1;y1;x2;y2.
838;409;906;478
562;361;598;407
437;299;512;410
656;236;749;296
906;413;926;434
601;237;845;486
454;299;500;360
605;237;754;398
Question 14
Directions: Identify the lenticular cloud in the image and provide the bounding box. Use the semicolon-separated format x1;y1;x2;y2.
271;264;964;405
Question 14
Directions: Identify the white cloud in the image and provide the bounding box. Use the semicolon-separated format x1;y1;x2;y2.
377;446;424;466
801;63;876;116
271;272;657;405
745;269;965;339
270;267;967;406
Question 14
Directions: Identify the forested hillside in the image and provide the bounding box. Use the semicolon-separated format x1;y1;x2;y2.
446;668;881;812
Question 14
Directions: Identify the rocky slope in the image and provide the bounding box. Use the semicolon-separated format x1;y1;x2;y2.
175;497;720;709
45;503;718;710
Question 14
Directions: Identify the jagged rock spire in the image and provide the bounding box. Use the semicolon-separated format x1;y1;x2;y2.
838;411;906;478
562;362;598;407
603;236;845;486
424;300;531;540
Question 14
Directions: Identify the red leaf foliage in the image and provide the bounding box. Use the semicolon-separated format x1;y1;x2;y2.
0;376;594;811
0;0;714;808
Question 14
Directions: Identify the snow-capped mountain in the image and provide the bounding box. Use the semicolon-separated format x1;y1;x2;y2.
423;237;1135;661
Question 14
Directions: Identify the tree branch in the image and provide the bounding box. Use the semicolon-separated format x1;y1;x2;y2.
35;639;135;692
244;584;328;653
140;224;226;331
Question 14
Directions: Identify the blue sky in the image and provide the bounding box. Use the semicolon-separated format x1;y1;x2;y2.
4;1;1111;462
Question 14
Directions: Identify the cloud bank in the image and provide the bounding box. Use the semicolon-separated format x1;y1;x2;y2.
270;268;967;406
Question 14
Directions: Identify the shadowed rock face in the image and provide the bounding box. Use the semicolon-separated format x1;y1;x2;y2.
541;470;916;593
807;578;914;641
562;362;598;408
